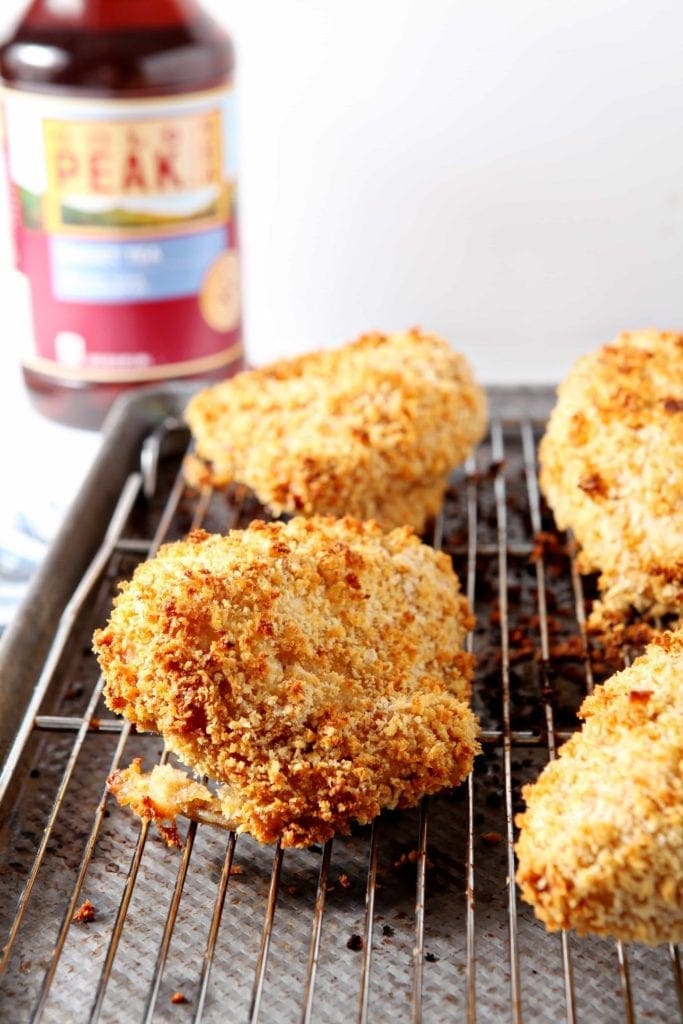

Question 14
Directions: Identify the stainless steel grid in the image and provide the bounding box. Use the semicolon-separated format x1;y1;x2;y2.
0;406;681;1023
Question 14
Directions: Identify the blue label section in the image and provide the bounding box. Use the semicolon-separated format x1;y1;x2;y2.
50;228;227;304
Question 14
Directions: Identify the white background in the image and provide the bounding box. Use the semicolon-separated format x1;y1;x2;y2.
0;0;682;537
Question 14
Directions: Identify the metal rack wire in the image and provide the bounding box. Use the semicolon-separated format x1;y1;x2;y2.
0;407;680;1023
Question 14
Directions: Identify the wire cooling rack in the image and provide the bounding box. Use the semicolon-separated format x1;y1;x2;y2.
0;387;680;1023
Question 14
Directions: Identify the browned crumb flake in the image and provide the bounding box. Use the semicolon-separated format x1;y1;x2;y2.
547;637;585;661
577;472;608;499
94;516;480;848
628;689;652;703
530;531;571;562
515;630;683;945
184;328;487;533
72;900;96;924
393;849;434;870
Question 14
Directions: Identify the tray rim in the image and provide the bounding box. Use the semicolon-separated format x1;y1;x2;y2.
0;383;197;780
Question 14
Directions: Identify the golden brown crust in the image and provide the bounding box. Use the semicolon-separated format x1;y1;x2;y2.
539;329;683;622
184;329;487;533
515;631;683;944
94;516;480;847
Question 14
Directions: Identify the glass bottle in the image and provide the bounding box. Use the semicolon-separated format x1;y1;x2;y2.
0;0;243;428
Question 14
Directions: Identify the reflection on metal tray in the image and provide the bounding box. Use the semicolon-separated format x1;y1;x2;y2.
0;386;680;1024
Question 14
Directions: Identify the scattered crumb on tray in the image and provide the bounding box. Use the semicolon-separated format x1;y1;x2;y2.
72;900;96;924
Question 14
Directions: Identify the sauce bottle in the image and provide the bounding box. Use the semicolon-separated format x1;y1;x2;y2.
0;0;243;428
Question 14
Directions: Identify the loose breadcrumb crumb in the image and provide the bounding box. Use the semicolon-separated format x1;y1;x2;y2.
72;900;96;924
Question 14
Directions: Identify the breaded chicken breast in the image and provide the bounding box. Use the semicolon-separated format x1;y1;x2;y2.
539;329;683;623
184;329;487;533
94;517;480;848
515;631;683;945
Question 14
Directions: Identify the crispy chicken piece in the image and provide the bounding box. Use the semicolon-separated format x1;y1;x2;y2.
539;329;683;623
515;631;683;945
184;329;487;533
94;517;480;848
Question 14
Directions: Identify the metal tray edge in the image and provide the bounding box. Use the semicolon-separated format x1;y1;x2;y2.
0;383;196;777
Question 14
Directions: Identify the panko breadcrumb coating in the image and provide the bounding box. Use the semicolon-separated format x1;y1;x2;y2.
515;631;683;945
184;329;487;533
94;516;480;848
539;329;683;623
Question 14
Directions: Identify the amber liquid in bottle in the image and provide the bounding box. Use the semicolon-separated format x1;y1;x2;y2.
1;0;243;428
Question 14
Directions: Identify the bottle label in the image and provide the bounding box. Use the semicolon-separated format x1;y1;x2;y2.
2;86;242;382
